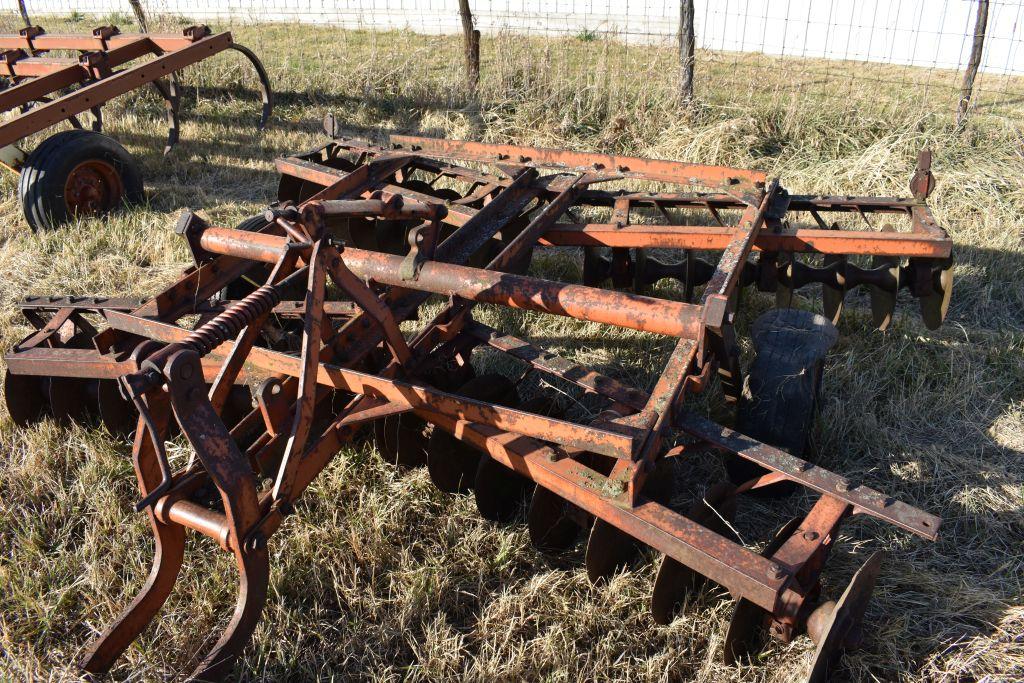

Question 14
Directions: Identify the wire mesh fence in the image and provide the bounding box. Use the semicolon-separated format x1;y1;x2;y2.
4;0;1023;127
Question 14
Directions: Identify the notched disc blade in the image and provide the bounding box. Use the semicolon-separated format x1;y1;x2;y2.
775;255;794;308
528;485;580;554
474;454;535;523
822;254;847;325
807;551;885;683
48;376;93;425
3;369;50;427
97;379;135;437
584;518;639;584
374;413;430;470
869;226;900;331
919;265;953;330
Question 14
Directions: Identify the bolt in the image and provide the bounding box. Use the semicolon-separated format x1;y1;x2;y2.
835;478;850;493
802;530;819;541
768;563;786;580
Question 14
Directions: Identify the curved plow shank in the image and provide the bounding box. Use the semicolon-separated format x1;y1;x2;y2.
1;136;948;681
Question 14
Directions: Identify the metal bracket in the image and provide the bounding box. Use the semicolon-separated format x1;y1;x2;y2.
910;149;935;202
399;219;439;281
174;210;214;266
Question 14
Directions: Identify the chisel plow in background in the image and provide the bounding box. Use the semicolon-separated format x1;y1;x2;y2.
2;131;951;681
0;23;271;230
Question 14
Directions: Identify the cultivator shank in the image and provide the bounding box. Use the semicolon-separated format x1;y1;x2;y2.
2;131;949;681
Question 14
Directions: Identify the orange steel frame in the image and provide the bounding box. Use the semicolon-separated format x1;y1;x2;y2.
0;23;270;156
2;134;949;681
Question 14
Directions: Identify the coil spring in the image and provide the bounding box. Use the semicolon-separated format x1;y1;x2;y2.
182;285;281;357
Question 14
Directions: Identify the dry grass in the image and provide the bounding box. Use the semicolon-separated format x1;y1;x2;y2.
1;14;1023;683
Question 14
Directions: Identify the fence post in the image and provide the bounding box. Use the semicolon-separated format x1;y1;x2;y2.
957;0;989;123
128;0;150;32
678;0;695;105
17;0;31;28
458;0;481;96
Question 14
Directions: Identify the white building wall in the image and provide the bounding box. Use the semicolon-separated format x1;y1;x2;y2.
17;0;1024;74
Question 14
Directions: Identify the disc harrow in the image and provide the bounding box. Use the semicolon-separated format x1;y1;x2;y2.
2;130;951;681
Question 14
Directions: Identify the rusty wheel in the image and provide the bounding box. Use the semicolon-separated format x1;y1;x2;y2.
19;130;143;231
63;159;124;216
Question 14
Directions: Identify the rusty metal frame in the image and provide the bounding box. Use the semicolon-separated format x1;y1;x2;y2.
2;134;950;682
0;23;272;163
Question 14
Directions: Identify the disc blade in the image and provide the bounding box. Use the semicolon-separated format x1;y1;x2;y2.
650;482;738;625
584;518;639;584
651;555;702;625
528;485;580;554
822;254;846;325
775;254;794;308
3;369;50;427
426;428;479;493
807;551;885;683
723;598;768;665
919;264;953;330
723;516;801;665
869;226;900;331
473;454;534;523
48;376;93;425
374;413;430;470
97;379;135;437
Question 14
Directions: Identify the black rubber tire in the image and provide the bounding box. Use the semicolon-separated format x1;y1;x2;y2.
219;215;274;301
18;130;143;231
727;309;838;496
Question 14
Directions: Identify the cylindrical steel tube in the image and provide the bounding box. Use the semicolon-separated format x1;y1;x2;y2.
198;227;702;338
158;498;232;550
317;198;443;220
200;227;291;264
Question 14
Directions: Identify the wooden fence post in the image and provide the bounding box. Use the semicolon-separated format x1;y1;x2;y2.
17;0;31;29
678;0;695;105
128;0;150;32
458;0;481;96
957;0;989;123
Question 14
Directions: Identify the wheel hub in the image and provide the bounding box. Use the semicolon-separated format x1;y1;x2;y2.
64;159;123;216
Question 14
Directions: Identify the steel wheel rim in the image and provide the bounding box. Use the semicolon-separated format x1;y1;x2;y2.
64;159;124;216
